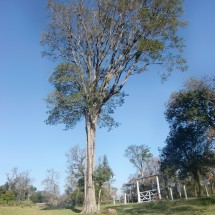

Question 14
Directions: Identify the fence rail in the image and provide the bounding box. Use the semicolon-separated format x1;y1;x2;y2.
139;189;158;202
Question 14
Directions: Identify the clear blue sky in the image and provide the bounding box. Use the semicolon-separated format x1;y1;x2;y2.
0;0;215;194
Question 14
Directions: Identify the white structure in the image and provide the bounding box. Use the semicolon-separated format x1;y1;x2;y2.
136;174;161;202
124;193;127;204
201;179;210;197
183;185;188;200
169;187;173;200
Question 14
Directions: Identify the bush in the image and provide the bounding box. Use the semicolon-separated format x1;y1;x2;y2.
20;200;34;207
0;191;16;205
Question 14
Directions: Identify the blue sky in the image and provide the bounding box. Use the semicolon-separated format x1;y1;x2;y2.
0;0;215;194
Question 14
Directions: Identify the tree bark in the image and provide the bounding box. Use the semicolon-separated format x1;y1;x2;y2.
98;188;102;211
194;172;202;197
82;114;98;213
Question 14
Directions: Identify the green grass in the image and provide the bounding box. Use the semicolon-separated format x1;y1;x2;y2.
109;196;215;215
0;206;75;215
1;196;215;215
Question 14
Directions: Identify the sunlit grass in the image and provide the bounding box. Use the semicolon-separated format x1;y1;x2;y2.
1;196;215;215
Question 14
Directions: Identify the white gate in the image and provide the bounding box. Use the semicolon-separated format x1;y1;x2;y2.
136;175;161;202
139;189;158;202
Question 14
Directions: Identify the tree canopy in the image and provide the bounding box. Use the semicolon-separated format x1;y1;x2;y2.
160;77;215;196
43;0;186;131
166;77;215;133
125;144;153;177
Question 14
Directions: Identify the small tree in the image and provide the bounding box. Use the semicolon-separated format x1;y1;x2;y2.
42;0;186;212
6;168;33;201
94;155;113;210
30;191;46;203
121;174;138;203
125;144;152;177
65;145;85;205
65;145;85;192
42;169;60;206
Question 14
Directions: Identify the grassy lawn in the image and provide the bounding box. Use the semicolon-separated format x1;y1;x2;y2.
1;196;215;215
0;206;76;215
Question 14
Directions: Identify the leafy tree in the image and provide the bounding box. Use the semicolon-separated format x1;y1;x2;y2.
166;77;215;138
30;191;46;203
160;77;215;196
94;155;113;210
0;192;16;204
42;0;186;212
0;184;15;204
125;144;152;177
121;174;138;203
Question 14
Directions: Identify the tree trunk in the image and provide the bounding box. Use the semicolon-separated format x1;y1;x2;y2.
194;172;202;197
75;186;79;206
197;180;202;197
98;188;102;211
82;115;98;213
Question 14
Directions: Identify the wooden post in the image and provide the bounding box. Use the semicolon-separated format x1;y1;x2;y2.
136;180;141;202
156;176;161;200
113;197;116;205
183;185;187;200
205;186;209;197
124;193;127;204
169;187;173;200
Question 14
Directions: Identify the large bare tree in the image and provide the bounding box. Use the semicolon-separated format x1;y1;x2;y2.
42;169;60;206
6;168;32;201
41;0;186;212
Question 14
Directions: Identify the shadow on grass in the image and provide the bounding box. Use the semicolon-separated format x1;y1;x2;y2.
187;196;215;206
41;205;66;211
108;197;215;215
70;206;82;213
41;204;81;213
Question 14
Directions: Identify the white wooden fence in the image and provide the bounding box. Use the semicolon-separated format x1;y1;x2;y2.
139;189;158;202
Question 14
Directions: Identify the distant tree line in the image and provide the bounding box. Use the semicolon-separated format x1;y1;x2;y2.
0;167;61;206
0;168;37;205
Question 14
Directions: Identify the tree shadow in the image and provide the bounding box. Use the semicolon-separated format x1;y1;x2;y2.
70;206;82;213
41;205;66;210
40;203;82;213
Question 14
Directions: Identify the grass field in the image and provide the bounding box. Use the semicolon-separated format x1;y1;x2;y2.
1;196;215;215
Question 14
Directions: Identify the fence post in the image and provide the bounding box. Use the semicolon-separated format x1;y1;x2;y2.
183;185;188;200
169;187;173;200
124;193;127;204
136;180;141;202
156;176;161;200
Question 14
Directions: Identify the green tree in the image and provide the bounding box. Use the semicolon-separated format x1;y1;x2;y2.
30;191;46;203
166;77;215;137
160;77;215;196
94;155;113;210
42;0;186;212
125;144;152;177
121;174;138;203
